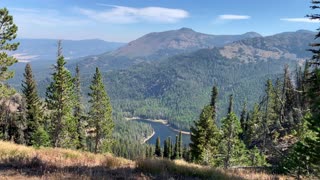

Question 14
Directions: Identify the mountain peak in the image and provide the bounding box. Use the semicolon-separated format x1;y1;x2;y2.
177;27;195;32
242;32;262;38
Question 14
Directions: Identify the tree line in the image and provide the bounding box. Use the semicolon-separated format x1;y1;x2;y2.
0;9;114;153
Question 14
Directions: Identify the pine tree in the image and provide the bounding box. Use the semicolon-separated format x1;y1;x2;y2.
155;136;161;157
45;41;77;148
219;94;248;168
149;146;154;158
178;131;183;159
73;65;86;150
0;8;19;99
304;1;320;173
283;65;296;127
210;86;218;121
190;105;220;165
245;104;262;148
239;101;247;140
22;63;47;146
168;136;172;159
163;138;169;158
173;135;179;159
262;80;275;151
88;67;114;153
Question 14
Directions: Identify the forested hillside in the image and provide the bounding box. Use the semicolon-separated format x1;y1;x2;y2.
78;30;313;130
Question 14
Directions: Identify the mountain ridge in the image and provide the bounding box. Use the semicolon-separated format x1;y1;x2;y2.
110;27;262;58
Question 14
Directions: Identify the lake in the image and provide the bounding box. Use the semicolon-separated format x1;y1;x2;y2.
136;119;191;146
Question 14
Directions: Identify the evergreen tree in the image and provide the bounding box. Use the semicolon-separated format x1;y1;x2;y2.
303;1;320;173
245;104;262;148
73;65;86;150
168;136;172;159
88;67;114;153
163;138;169;158
155;136;161;157
22;63;47;146
210;86;218;121
283;65;296;126
31;127;50;147
178;131;183;159
239;101;247;140
219;95;248;168
45;41;77;148
182;145;192;162
190;105;220;165
227;94;233;114
149;146;153;159
261;80;275;151
173;135;179;159
0;8;19;99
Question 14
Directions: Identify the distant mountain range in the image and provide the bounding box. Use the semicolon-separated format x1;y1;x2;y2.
10;38;125;62
110;27;262;58
71;28;263;71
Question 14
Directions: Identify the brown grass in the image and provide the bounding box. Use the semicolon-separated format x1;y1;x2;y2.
0;141;294;180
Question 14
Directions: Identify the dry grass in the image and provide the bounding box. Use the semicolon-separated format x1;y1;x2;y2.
137;158;243;179
137;159;295;180
0;141;294;180
0;141;139;179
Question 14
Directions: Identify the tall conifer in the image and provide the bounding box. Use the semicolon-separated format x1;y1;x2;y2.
22;63;47;146
45;41;77;148
88;67;114;153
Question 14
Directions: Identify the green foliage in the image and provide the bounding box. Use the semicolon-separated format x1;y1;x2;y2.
73;48;293;131
155;136;161;157
31;126;50;148
0;8;19;98
219;110;248;168
112;117;153;160
173;135;179;159
45;41;77;148
73;65;86;150
248;146;267;166
88;67;114;153
190;105;220;165
22;63;44;146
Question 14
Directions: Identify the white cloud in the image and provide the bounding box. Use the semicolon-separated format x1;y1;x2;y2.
11;8;89;27
76;5;189;24
218;14;251;20
280;18;320;23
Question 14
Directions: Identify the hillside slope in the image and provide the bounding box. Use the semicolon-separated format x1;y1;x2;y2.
0;141;290;179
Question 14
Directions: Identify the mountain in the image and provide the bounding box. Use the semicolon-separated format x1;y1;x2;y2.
70;28;262;72
219;30;314;63
10;38;125;62
110;27;262;59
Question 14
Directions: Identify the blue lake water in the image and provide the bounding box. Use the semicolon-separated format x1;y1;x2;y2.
136;119;191;146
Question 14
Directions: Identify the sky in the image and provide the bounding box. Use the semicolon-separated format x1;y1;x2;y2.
1;0;319;42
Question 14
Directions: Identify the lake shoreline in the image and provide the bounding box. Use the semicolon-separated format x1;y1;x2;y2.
125;116;191;135
142;130;155;144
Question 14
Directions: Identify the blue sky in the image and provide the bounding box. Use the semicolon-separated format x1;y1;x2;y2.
1;0;319;42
